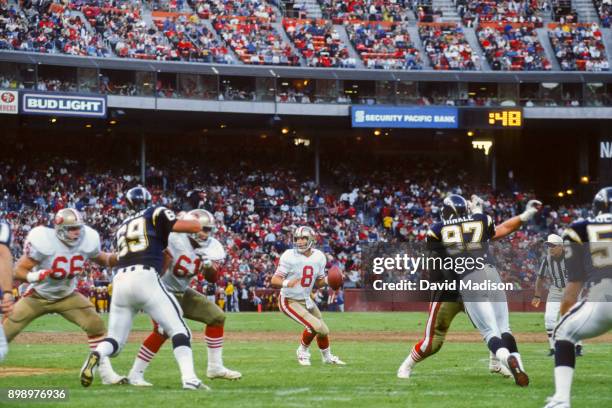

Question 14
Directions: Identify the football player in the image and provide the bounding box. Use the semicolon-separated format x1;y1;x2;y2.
544;187;612;408
3;208;125;383
80;187;208;390
127;209;241;386
398;195;541;386
0;219;13;362
271;226;345;366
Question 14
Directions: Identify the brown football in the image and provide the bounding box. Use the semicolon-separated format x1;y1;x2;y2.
327;265;343;290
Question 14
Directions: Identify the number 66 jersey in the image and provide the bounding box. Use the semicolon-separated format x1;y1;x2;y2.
24;225;101;300
276;248;327;301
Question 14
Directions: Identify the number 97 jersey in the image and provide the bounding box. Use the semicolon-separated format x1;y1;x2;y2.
276;248;326;301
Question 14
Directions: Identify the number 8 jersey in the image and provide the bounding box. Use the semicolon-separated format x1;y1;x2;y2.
276;248;326;301
24;225;101;300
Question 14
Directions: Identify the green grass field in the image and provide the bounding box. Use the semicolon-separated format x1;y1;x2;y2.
1;312;610;408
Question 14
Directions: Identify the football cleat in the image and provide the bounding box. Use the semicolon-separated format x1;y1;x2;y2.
296;347;311;366
543;397;570;408
80;351;100;387
207;367;242;380
575;345;583;357
397;362;412;379
506;355;529;387
322;354;346;365
548;349;555;357
182;379;211;391
489;359;513;378
128;376;153;387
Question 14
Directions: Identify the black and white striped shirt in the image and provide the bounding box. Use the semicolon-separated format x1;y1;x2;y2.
537;255;567;289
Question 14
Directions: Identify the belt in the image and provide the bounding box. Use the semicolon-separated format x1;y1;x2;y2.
117;265;154;273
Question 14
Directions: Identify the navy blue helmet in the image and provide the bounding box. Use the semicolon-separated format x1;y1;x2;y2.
593;186;612;215
441;194;469;221
125;186;152;211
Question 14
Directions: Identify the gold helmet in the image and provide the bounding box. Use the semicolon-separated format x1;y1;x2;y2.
187;209;216;245
293;226;316;253
54;208;84;247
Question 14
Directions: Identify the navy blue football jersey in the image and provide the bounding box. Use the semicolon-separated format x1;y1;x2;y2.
0;221;11;248
563;213;612;283
427;212;496;277
115;206;177;272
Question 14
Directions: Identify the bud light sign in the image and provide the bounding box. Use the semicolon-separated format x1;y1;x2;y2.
21;92;106;118
351;106;458;129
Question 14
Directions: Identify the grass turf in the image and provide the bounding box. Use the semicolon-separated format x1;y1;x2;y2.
1;312;610;408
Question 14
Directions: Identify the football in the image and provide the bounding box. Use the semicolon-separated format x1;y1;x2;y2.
202;260;219;283
327;265;344;290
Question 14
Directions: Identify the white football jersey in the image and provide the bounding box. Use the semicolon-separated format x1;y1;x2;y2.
276;248;326;300
162;233;226;293
25;225;101;300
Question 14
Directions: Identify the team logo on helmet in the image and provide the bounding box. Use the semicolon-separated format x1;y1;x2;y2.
441;194;469;221
54;208;84;247
593;186;612;216
293;226;316;253
125;186;152;212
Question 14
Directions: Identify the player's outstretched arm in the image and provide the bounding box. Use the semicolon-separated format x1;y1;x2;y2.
560;281;583;315
13;255;46;283
492;199;542;240
271;274;299;288
172;219;202;233
92;252;118;267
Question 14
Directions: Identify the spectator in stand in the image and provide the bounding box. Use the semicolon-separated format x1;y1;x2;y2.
549;23;609;71
419;24;478;70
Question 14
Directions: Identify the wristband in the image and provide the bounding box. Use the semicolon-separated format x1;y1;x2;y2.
282;279;289;288
26;271;41;283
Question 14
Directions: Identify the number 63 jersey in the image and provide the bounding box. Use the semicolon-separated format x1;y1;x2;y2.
115;206;177;272
276;248;326;301
24;225;101;300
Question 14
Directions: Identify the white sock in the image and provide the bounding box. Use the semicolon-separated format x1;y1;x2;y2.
553;366;574;402
547;331;554;349
495;347;510;363
298;344;309;353
207;345;223;371
320;347;331;359
173;345;197;382
402;354;417;369
96;341;115;359
130;355;151;378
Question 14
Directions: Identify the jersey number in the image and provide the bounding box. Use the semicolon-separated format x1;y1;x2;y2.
301;266;314;287
587;224;612;268
50;255;84;279
117;217;149;258
173;255;201;277
441;221;484;253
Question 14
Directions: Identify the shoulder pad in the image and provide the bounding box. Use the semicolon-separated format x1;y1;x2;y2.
81;226;101;255
26;226;55;257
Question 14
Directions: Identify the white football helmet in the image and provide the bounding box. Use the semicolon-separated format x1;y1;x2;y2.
293;226;316;253
187;209;216;245
54;208;84;247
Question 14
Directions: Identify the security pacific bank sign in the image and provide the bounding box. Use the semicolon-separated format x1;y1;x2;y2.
21;92;106;118
351;106;458;129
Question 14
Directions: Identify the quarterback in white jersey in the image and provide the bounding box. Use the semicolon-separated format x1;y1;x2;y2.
127;209;241;386
272;226;345;366
3;208;126;384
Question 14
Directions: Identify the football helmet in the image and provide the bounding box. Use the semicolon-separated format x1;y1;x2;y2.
441;194;469;221
293;226;316;253
593;186;612;215
125;186;152;212
54;208;84;247
187;209;216;245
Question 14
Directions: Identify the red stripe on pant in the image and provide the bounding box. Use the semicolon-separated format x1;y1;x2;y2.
413;301;441;360
280;295;315;332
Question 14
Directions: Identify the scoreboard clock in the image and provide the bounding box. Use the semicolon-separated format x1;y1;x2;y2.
460;108;523;129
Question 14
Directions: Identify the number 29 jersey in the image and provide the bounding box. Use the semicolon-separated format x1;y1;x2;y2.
115;206;177;272
276;248;326;301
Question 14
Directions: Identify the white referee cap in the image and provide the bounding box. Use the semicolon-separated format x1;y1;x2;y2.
545;234;563;246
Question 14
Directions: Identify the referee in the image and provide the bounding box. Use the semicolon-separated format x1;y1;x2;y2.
531;234;582;356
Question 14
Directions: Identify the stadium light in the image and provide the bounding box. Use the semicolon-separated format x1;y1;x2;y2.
50;118;57;123
85;124;92;128
566;189;573;195
281;127;290;134
373;129;381;136
109;120;117;125
471;140;492;155
558;192;565;198
580;176;589;184
220;124;227;129
467;130;474;137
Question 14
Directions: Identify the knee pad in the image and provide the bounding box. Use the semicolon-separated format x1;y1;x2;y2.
105;337;121;357
314;321;329;337
209;312;226;327
84;316;106;338
172;333;191;349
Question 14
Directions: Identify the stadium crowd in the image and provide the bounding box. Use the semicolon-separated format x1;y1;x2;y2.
548;23;609;71
418;23;479;70
0;153;589;313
